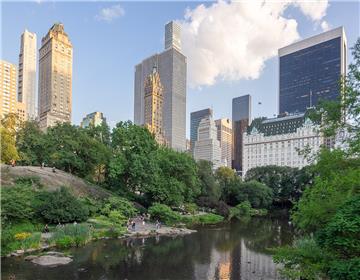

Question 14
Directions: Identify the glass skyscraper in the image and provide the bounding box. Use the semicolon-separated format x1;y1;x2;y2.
279;27;347;114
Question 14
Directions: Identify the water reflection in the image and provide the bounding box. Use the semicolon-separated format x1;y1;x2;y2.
2;217;293;280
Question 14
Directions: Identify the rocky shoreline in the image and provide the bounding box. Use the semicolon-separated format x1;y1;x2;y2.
6;225;197;263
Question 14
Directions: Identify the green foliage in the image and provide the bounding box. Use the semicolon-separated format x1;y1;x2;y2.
1;222;43;256
51;224;92;248
184;203;198;215
101;196;137;218
229;201;252;220
1;113;19;163
273;237;328;280
148;203;181;225
16;121;45;166
1;184;36;223
108;210;127;225
292;151;360;232
14;176;41;187
35;187;89;223
237;180;274;209
197;160;221;201
327;258;360;280
182;213;224;226
79;197;103;217
245;165;313;205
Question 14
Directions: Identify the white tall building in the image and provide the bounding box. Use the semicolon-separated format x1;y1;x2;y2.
18;29;37;120
215;118;233;168
242;112;324;176
194;116;222;170
165;21;181;51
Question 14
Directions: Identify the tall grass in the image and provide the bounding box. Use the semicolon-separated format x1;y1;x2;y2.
50;224;92;248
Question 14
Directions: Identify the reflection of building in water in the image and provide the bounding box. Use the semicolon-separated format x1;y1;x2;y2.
240;239;279;280
194;238;280;280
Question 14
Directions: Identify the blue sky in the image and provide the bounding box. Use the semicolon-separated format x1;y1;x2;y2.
2;1;359;137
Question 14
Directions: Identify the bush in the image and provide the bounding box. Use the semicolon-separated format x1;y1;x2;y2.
35;187;89;223
229;201;251;220
182;213;224;226
148;203;180;225
15;176;41;187
1;184;36;223
79;197;103;217
184;203;198;215
1;222;43;256
101;196;138;218
108;210;127;225
216;201;230;217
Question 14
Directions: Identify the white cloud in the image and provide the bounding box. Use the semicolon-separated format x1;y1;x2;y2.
321;20;330;31
294;0;329;21
179;0;329;87
95;4;125;22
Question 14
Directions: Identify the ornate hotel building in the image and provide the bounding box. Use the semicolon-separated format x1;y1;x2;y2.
38;23;72;130
242;111;323;176
143;66;166;145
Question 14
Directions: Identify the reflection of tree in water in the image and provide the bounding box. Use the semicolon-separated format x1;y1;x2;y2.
231;217;294;254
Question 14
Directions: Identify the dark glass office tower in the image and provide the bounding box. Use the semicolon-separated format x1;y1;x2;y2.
190;108;213;153
279;27;347;114
232;95;251;172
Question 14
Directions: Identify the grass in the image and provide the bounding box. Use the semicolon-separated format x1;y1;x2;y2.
50;224;93;248
181;213;224;226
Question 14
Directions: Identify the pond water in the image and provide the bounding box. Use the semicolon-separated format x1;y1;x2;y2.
2;217;294;280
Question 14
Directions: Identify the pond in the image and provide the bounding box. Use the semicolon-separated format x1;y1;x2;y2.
2;217;294;280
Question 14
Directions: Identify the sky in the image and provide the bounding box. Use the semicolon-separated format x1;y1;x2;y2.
1;0;359;137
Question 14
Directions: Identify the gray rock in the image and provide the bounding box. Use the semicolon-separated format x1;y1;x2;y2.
24;255;38;261
31;255;72;266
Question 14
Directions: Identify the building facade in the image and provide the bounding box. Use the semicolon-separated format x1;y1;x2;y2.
0;60;18;119
143;66;166;145
38;23;73;130
190;108;213;153
232;95;251;172
80;111;106;128
134;21;186;151
242;112;323;176
194;116;222;170
18;29;37;120
279;26;347;114
215;118;232;168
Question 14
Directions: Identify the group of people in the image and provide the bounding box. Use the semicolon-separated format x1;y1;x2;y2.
126;214;162;232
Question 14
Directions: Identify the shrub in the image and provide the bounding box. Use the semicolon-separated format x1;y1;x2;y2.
229;201;251;220
101;196;138;218
148;203;180;225
108;210;127;225
15;176;41;187
55;236;75;248
184;203;198;215
198;213;224;224
216;201;230;217
35;187;89;223
1;184;36;223
79;197;103;217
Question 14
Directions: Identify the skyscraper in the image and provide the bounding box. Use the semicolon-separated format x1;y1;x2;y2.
1;60;18;119
144;66;166;145
165;21;181;51
194;116;222;170
215;118;233;168
38;23;73;130
134;21;187;151
190;108;213;153
279;26;347;114
18;29;37;120
0;60;26;124
80;111;106;128
232;95;251;172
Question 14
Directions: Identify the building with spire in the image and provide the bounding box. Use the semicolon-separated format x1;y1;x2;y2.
18;29;37;120
144;66;166;145
134;21;186;151
38;23;73;130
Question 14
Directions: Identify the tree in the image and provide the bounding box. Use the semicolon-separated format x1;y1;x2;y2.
16;121;45;166
197;160;221;201
0;113;19;163
109;121;159;195
245;165;313;206
237;180;273;209
35;187;89;223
